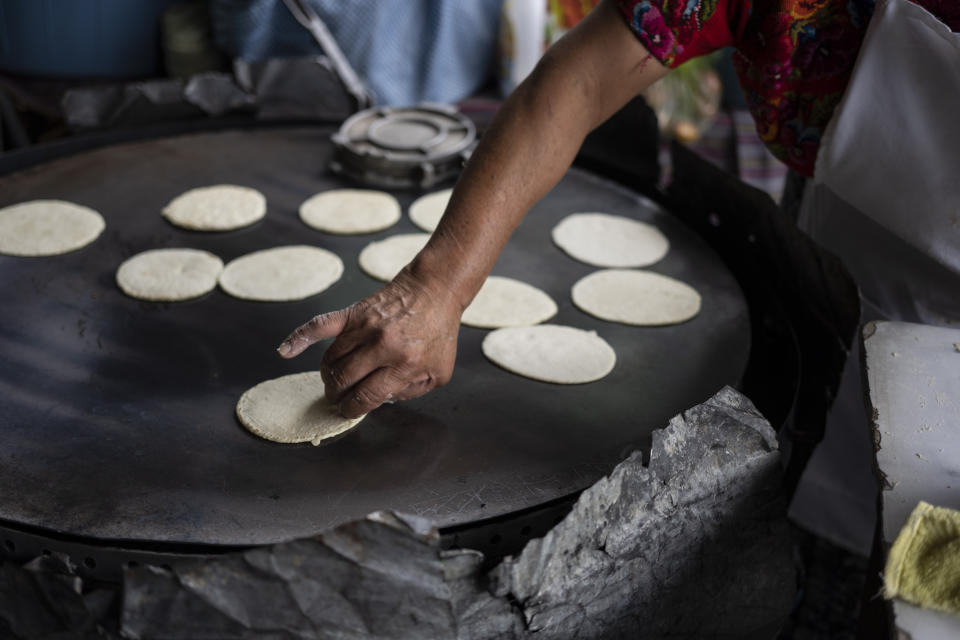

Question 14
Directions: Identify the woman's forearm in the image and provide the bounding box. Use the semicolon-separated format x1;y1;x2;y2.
411;0;666;309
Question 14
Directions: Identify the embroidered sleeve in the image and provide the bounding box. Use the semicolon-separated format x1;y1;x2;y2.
615;0;746;67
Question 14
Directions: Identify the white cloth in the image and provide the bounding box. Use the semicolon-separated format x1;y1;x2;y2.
791;0;960;554
802;0;960;325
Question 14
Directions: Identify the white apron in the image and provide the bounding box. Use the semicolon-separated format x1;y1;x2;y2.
790;0;960;554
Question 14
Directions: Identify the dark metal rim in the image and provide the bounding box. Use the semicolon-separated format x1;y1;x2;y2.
0;116;340;178
0;489;582;583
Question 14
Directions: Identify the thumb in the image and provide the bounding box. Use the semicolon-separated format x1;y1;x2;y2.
277;308;350;358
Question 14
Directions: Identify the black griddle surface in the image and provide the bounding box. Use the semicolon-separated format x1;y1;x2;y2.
0;127;749;546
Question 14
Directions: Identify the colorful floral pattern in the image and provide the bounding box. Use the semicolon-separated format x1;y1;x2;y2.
616;0;879;176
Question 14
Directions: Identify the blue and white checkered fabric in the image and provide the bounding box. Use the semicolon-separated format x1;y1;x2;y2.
210;0;502;106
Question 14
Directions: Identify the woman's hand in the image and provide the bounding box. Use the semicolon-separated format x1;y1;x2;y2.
277;267;462;418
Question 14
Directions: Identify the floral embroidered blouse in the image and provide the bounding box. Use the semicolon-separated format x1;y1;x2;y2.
615;0;960;176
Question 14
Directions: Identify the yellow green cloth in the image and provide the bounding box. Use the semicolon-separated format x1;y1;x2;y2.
884;501;960;617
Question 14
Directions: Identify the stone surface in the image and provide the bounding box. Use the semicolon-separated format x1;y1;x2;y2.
122;512;524;640
492;386;793;639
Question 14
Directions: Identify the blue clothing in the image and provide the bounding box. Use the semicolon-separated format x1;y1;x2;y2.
210;0;502;106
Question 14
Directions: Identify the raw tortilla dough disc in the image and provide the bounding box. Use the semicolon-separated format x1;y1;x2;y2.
299;189;401;234
408;188;452;232
551;212;669;268
358;233;430;281
462;276;558;328
482;324;616;384
0;200;105;256
572;269;701;326
236;372;365;445
116;248;224;301
219;245;343;301
162;185;266;231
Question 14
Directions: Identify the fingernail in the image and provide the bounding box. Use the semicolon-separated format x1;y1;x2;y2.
276;342;291;356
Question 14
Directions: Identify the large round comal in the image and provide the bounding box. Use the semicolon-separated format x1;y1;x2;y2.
0;127;750;554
